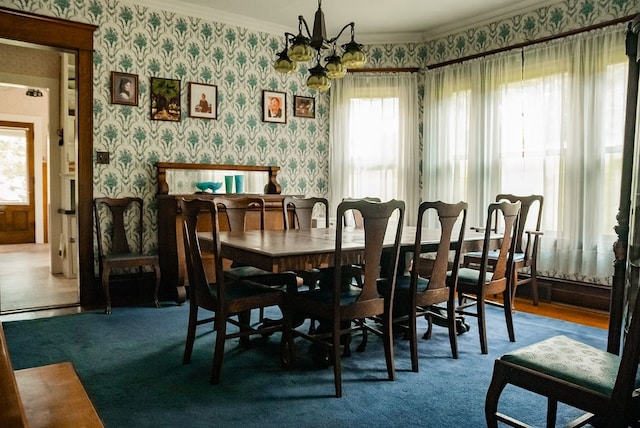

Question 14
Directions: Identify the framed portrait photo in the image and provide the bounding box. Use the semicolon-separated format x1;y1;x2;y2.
150;77;181;122
294;95;315;118
189;82;217;119
111;71;138;106
262;90;286;124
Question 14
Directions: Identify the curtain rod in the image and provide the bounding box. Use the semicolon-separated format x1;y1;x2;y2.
428;14;635;70
348;67;420;73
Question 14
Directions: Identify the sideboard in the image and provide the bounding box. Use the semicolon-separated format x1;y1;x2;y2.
155;162;297;303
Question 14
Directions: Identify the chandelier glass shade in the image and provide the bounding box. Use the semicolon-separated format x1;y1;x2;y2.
273;0;366;91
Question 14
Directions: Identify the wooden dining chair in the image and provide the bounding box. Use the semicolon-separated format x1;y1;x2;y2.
463;194;543;305
93;197;161;315
485;282;640;427
179;198;297;385
456;200;520;354
283;199;405;397
282;196;330;230
388;201;467;371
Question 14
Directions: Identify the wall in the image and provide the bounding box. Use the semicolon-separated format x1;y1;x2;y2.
0;0;636;260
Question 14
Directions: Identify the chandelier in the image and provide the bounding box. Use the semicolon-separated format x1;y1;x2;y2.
273;0;367;91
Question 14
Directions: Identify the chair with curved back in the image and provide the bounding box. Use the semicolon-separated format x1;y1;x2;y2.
485;279;640;427
464;194;543;305
284;199;405;397
179;198;297;385
456;200;521;354
93;197;161;315
282;196;330;230
390;201;468;371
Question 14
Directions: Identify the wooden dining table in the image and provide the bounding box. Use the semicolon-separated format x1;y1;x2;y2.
198;226;497;274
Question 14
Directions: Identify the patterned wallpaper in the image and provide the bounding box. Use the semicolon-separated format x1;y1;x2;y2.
0;0;637;257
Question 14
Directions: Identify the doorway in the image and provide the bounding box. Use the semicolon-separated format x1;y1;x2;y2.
0;47;79;314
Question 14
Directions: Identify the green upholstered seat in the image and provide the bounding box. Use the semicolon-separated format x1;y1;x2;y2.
501;335;624;396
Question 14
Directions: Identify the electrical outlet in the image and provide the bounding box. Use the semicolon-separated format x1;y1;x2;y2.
96;151;110;164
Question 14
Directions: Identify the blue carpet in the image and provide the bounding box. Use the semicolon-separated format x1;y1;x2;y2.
3;303;606;427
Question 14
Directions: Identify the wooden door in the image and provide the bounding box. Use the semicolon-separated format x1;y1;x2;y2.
0;122;35;244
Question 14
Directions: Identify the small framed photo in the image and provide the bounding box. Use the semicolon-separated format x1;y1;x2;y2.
188;82;217;119
294;95;315;118
111;71;138;106
151;77;181;121
262;90;286;123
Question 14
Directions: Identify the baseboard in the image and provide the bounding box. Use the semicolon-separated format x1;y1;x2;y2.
516;276;611;312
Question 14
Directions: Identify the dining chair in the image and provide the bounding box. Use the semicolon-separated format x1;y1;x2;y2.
485;282;640;427
93;197;161;315
463;194;544;305
215;196;302;325
456;200;520;354
283;199;405;397
179;198;297;385
387;201;468;371
282;196;330;230
342;197;381;228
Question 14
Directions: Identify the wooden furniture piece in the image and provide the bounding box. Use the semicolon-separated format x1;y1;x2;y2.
610;15;640;354
485;273;640;427
463;194;543;305
0;322;104;427
93;197;161;315
179;198;297;385
389;201;468;371
283;199;405;398
282;196;329;230
199;225;495;274
456;200;521;354
154;162;296;303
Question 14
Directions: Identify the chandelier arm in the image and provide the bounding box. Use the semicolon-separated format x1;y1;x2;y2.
328;22;355;45
298;15;312;38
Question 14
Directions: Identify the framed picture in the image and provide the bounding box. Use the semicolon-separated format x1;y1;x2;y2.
294;95;315;118
188;82;217;119
262;90;286;123
110;71;138;106
150;77;181;121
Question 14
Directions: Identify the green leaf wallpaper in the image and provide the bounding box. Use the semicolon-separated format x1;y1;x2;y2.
0;0;637;265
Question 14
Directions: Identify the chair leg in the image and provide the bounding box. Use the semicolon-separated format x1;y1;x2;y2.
446;301;458;359
238;311;252;349
210;316;227;385
546;397;558;427
101;266;112;315
485;363;508;428
332;319;343;398
383;313;395;381
503;290;516;343
183;305;198;364
531;273;540;306
477;294;489;354
409;309;419;372
153;262;161;308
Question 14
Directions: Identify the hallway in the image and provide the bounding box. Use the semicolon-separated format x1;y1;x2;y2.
0;243;79;315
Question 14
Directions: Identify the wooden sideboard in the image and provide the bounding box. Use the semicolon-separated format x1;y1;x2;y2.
155;162;296;303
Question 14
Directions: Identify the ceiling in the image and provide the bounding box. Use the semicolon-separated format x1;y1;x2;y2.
143;0;557;43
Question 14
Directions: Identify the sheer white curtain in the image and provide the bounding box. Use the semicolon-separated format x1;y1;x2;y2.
329;73;420;225
423;25;627;284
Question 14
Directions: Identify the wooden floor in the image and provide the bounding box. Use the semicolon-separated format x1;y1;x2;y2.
0;244;79;318
509;296;609;330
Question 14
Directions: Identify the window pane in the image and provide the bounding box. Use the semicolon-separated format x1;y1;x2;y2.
0;128;28;204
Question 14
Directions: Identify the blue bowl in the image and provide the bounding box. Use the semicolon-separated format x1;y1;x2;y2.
195;182;222;193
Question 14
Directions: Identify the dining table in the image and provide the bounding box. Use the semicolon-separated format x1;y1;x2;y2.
198;226;499;274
